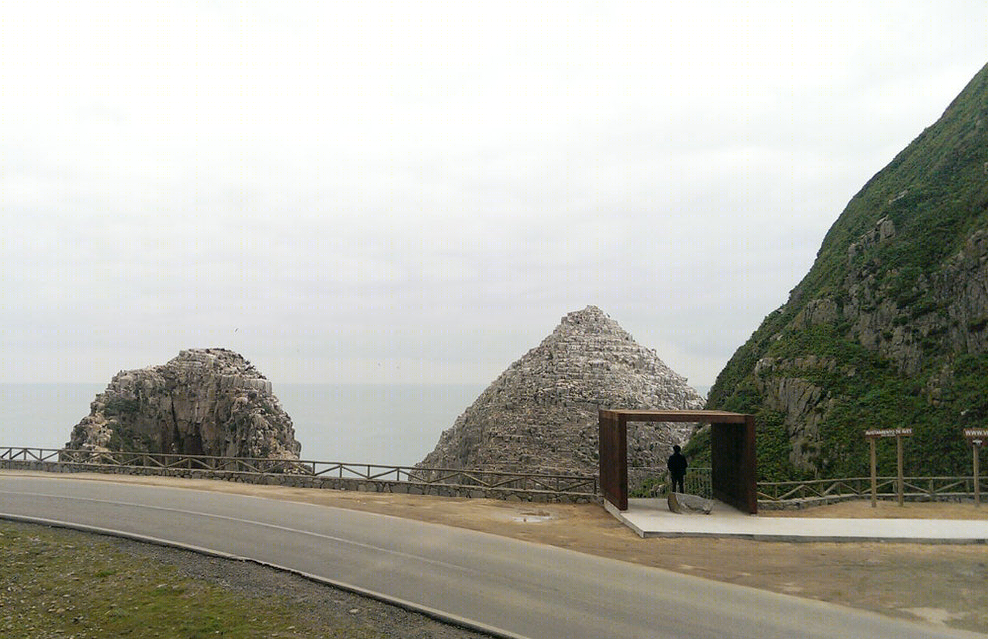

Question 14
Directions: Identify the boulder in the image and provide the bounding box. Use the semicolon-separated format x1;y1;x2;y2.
667;492;713;515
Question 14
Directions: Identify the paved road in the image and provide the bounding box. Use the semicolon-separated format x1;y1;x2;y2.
0;474;982;639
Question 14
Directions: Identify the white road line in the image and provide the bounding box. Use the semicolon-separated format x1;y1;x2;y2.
0;489;479;576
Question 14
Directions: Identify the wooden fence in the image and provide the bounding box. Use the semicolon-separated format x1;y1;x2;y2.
622;468;985;506
758;475;988;506
5;446;988;508
0;447;599;501
628;466;712;499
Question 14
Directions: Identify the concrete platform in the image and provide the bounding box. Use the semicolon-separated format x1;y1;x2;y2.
606;498;988;544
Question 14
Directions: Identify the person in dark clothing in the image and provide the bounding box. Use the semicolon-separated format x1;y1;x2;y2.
667;445;688;494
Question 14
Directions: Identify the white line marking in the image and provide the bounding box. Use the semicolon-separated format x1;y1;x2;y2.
0;489;476;575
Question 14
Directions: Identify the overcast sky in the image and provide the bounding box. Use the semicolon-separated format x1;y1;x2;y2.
2;1;986;388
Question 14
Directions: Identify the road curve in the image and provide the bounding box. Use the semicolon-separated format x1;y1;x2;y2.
0;474;981;639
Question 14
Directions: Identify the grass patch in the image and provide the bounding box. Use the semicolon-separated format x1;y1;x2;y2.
0;522;384;639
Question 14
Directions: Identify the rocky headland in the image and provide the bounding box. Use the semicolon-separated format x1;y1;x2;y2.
67;348;301;459
706;61;988;480
419;305;705;474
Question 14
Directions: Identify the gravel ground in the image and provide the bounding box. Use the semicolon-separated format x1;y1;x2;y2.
0;520;495;639
123;536;495;639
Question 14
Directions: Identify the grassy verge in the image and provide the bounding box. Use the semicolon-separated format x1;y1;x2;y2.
0;521;388;639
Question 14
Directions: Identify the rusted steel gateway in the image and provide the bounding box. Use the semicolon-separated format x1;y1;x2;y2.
599;409;757;514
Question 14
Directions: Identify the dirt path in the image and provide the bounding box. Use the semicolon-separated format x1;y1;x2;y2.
7;471;988;634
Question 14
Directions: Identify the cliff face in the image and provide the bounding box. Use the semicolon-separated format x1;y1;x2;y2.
68;349;301;459
419;306;705;474
705;62;988;480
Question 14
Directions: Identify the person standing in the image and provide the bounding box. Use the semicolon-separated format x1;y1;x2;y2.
667;444;688;494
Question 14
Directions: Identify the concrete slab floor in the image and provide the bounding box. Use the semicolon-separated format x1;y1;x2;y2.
606;497;988;543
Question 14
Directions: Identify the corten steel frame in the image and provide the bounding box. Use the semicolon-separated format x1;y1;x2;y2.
599;410;757;514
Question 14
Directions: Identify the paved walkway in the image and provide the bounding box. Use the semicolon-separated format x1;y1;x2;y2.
607;498;988;543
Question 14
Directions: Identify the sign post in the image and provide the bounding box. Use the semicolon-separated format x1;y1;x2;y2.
869;437;877;508
865;428;912;507
897;435;905;506
977;444;981;508
965;429;988;507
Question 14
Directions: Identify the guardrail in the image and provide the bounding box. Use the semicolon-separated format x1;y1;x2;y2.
758;475;987;506
629;466;712;499
0;447;599;502
632;469;985;507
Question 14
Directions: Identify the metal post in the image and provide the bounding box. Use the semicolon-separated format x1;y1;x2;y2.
896;434;904;507
869;438;877;508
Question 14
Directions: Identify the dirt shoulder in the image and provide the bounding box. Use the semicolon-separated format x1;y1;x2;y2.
6;471;988;635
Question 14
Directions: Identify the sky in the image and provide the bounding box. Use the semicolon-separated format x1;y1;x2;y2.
2;1;987;388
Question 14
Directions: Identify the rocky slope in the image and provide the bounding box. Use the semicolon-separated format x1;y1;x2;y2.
68;349;301;459
419;306;705;474
704;62;988;480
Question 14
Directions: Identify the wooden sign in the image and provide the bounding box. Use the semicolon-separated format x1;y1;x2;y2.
965;428;988;445
865;428;911;507
865;428;913;438
966;429;988;507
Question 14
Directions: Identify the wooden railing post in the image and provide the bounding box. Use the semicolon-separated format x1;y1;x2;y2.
975;446;981;508
870;438;877;508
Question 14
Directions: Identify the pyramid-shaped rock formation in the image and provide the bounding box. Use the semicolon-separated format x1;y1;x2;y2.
68;348;301;459
419;306;704;474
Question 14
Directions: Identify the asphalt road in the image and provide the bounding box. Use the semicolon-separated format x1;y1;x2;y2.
0;474;982;639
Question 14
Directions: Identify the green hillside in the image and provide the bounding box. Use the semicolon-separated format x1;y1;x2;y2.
697;62;988;481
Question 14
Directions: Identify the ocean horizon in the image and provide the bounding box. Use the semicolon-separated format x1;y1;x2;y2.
0;382;710;468
0;383;485;467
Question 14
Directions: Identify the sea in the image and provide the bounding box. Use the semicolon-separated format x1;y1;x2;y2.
0;382;711;467
0;383;485;467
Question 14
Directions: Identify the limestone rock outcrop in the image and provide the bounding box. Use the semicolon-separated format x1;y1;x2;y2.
68;349;301;459
667;492;713;515
418;306;705;474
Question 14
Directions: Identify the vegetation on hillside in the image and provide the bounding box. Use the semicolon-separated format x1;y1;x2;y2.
701;62;988;481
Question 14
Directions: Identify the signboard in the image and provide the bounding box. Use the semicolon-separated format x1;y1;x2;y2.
965;428;988;445
864;428;913;438
864;427;911;507
966;429;988;507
